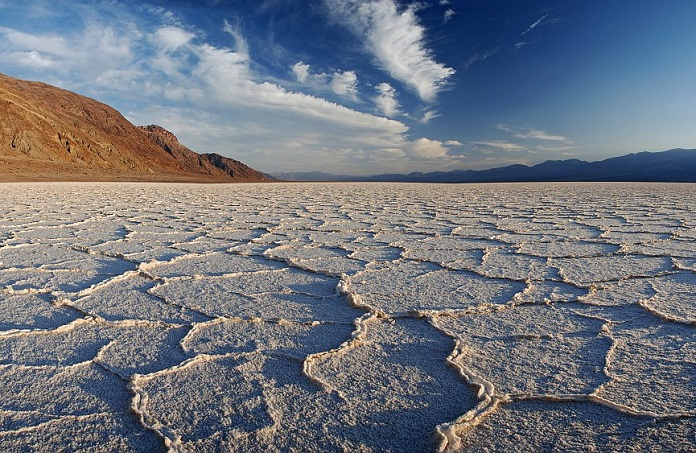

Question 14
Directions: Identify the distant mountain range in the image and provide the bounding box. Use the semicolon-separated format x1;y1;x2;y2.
273;148;696;183
0;73;270;182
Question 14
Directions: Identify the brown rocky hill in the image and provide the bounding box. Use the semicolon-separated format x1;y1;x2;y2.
0;72;269;182
138;125;266;180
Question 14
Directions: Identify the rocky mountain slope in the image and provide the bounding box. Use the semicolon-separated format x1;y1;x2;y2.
138;125;267;180
0;72;268;182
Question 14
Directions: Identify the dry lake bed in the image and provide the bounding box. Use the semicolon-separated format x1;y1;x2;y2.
0;182;694;452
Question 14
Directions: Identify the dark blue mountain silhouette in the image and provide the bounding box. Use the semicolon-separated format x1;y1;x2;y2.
274;149;696;182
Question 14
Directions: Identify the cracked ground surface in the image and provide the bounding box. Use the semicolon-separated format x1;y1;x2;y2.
0;182;694;451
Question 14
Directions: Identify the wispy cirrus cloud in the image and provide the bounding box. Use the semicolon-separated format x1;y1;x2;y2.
463;46;503;70
418;109;441;124
471;140;528;152
324;0;455;102
152;26;195;52
497;124;572;142
471;124;576;159
521;13;559;37
465;11;559;70
441;1;455;23
521;14;548;36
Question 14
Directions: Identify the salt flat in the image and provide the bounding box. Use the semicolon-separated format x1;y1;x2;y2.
0;182;694;452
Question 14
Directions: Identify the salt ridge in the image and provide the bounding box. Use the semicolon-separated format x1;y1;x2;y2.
0;182;694;451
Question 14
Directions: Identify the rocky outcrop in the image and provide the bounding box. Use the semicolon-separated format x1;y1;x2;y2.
0;72;269;182
138;125;268;181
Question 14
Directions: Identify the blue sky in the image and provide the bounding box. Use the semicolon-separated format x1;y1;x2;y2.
1;1;695;175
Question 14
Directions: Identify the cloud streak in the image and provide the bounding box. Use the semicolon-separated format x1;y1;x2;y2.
471;140;528;152
471;124;575;159
325;0;454;102
497;124;572;142
521;14;548;36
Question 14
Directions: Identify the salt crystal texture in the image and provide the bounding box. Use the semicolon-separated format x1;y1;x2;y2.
0;182;694;451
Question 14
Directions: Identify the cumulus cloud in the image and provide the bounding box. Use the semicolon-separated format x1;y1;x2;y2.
444;9;455;23
406;137;457;159
330;70;358;99
291;61;330;86
291;61;312;83
291;62;359;100
374;82;399;117
325;0;454;102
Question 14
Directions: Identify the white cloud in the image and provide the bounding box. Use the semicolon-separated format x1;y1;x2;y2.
521;14;548;36
152;26;194;52
193;43;251;89
444;9;455;23
222;19;248;57
471;125;576;159
538;145;578;152
514;41;536;51
464;46;503;70
527;130;569;141
471;141;528;152
0;22;137;83
325;0;454;102
418;109;441;123
291;62;358;100
330;70;358;99
151;26;196;75
497;124;572;142
374;82;399;117
0;26;71;57
5;50;55;69
407;137;454;159
292;61;311;83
